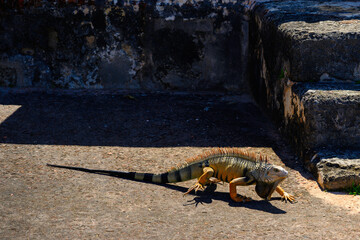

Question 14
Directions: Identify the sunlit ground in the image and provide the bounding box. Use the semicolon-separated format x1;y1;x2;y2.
0;105;21;124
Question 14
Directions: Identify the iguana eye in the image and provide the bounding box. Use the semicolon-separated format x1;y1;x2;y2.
274;169;279;172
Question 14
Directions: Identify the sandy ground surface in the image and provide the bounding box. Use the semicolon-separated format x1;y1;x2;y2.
0;89;359;239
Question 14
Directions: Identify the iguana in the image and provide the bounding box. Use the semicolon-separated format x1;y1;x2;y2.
47;148;295;203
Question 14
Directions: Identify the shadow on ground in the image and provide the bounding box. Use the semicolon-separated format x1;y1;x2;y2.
0;90;281;149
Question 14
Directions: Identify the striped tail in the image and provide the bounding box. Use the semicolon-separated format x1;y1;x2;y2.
46;164;197;184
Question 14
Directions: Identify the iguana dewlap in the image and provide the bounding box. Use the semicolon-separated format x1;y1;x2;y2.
47;148;295;203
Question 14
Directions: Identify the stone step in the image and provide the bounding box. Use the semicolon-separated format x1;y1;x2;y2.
250;0;360;83
312;150;360;191
284;83;360;191
287;82;360;152
249;0;360;190
291;83;360;191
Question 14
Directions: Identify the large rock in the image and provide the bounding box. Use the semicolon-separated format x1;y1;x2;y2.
316;151;360;190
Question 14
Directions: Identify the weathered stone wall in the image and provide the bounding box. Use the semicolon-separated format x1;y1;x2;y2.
249;0;360;190
0;0;249;91
249;0;360;150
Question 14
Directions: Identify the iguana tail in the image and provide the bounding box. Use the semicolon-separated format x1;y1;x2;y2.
46;163;199;184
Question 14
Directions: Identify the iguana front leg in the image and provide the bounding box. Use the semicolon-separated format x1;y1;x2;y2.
229;177;253;202
184;167;215;195
276;186;296;203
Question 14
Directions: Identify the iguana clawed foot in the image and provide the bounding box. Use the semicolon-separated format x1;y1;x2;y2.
184;177;223;195
184;182;205;195
281;192;296;203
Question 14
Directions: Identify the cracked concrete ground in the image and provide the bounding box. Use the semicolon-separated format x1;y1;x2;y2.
0;89;359;239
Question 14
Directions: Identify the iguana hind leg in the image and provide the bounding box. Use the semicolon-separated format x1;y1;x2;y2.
184;167;215;195
229;177;252;202
276;186;296;203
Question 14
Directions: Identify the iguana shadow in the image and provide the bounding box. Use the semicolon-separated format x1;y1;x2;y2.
181;184;286;214
48;164;286;214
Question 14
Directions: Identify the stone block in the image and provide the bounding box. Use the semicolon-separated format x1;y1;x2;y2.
315;151;360;191
251;0;360;83
285;83;360;153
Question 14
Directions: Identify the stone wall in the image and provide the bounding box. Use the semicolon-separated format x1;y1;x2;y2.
0;0;249;92
249;0;360;150
248;0;360;190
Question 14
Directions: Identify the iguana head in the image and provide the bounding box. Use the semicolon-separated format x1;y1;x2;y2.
253;165;288;200
252;164;288;183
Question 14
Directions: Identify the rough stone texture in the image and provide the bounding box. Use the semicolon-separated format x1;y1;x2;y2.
315;151;360;190
249;0;360;105
0;0;249;91
286;83;360;154
249;0;360;190
250;0;360;84
281;82;360;188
